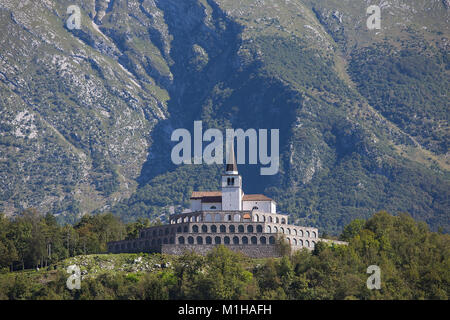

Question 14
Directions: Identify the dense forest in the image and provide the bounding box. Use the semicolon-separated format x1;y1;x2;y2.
0;210;448;300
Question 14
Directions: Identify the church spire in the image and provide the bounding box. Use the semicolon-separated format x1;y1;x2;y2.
225;139;238;174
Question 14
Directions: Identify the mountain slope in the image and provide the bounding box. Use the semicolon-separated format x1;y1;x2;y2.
0;0;448;234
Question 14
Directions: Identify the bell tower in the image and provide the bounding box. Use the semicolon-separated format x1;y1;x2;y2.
221;140;243;210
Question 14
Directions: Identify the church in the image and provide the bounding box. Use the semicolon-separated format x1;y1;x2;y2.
107;148;342;258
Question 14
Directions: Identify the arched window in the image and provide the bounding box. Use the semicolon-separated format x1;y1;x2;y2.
293;238;297;246
210;206;216;210
281;218;286;224
293;229;297;236
253;214;259;222
269;216;273;223
299;239;303;246
312;231;317;238
205;214;212;222
165;228;169;235
306;231;310;238
211;225;217;233
178;237;185;244
299;230;303;237
287;237;291;244
190;216;195;222
192;225;199;233
238;225;244;233
220;225;226;233
224;236;230;244
273;226;278;233
242;236;248;244
177;226;182;233
206;236;212;244
215;213;221;221
226;214;232;221
256;225;263;233
197;236;203;244
311;241;316;248
266;225;271;233
247;225;254;233
276;217;279;223
251;236;257;244
215;236;221;244
305;240;310;247
280;227;284;234
229;225;235;233
183;226;188;233
253;206;259;210
201;225;208;233
287;228;291;235
169;237;174;244
233;236;239;244
260;236;267;244
233;214;241;222
269;236;275;244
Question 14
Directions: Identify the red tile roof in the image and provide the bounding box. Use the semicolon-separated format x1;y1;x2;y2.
190;191;272;202
243;194;272;201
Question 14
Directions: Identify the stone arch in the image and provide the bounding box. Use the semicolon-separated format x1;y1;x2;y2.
169;237;174;244
253;214;259;222
281;218;286;224
276;217;279;223
266;225;271;233
269;236;275;244
224;236;230;244
188;236;194;244
293;238;297;246
247;225;254;233
260;236;267;244
229;225;235;233
197;236;203;244
201;225;208;233
183;226;188;233
269;216;273;223
192;225;199;233
273;226;278;233
256;225;263;233
177;226;182;233
215;213;221;222
211;225;217;233
233;236;239;244
299;230;303;237
190;216;195;222
293;229;297;236
306;231;310;238
163;238;168;244
225;214;232;221
220;225;226;233
311;241;316;248
158;229;163;236
205;214;212;222
280;227;284;234
305;240;310;247
210;206;216;210
312;231;317;238
287;228;291;235
233;214;241;222
251;236;257;244
287;237;291;244
299;239;303;246
238;225;245;233
206;236;212;244
178;236;185;244
215;236;221;244
165;228;169;235
242;236;248;244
